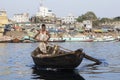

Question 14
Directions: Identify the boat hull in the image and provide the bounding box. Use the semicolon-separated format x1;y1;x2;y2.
48;39;66;42
63;37;93;42
31;47;84;69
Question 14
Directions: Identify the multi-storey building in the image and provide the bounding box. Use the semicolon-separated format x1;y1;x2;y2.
12;13;29;23
0;10;8;26
0;10;8;36
36;6;55;18
62;13;76;24
83;20;92;30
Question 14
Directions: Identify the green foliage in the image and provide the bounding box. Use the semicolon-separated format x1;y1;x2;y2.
93;20;99;28
76;11;97;22
30;16;44;23
84;11;97;20
99;18;112;23
76;15;83;22
113;16;120;21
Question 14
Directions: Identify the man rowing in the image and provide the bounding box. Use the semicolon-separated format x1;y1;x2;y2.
34;24;50;53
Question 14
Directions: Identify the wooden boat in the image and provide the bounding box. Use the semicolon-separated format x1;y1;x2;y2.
63;37;93;42
11;38;22;43
94;36;115;42
21;38;36;43
48;39;66;42
31;46;84;69
0;40;11;43
21;37;66;43
48;38;66;42
0;39;65;43
0;36;13;43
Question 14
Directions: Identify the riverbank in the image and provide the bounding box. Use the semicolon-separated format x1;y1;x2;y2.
0;30;120;42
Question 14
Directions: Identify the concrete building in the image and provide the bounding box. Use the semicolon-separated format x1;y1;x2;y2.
102;21;120;27
0;10;8;26
62;13;76;24
83;20;92;30
12;13;29;23
0;10;9;36
36;6;55;18
35;2;56;24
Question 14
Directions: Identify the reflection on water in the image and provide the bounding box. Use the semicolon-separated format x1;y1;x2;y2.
31;66;85;80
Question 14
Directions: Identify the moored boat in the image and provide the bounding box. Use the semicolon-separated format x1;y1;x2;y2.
0;36;13;43
63;37;93;42
94;36;115;42
11;38;22;43
21;36;36;43
48;38;66;42
49;39;66;42
0;40;11;43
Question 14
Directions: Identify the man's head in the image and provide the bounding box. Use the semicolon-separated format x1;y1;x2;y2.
41;24;46;31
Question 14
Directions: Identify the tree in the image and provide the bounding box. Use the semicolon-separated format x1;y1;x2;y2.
76;15;83;22
84;11;97;21
92;20;100;28
113;16;120;21
76;11;97;22
99;18;112;23
30;16;44;23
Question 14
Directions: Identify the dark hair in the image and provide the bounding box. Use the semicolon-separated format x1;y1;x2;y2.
42;24;46;27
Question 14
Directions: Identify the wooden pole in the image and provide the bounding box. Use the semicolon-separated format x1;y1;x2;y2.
83;52;102;64
49;43;102;64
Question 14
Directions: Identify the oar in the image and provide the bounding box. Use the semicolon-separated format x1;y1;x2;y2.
36;40;102;64
49;44;102;64
83;52;102;64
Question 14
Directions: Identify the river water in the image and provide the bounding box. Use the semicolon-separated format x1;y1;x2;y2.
0;42;120;80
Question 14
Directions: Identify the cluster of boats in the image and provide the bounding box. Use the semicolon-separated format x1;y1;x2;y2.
62;35;120;42
0;35;120;43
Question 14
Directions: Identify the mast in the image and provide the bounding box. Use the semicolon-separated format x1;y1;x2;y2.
40;0;43;7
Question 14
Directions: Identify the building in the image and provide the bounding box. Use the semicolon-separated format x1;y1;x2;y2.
0;10;8;26
36;6;55;18
102;21;120;27
35;3;56;23
83;20;92;30
62;13;76;24
0;10;9;36
12;13;29;23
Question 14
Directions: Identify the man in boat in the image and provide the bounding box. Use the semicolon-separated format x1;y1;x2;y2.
34;24;50;53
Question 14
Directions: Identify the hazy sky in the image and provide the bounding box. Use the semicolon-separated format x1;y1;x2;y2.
0;0;120;18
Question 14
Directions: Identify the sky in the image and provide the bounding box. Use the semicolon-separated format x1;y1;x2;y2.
0;0;120;18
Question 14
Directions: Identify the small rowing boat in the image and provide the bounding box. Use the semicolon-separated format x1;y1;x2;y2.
31;46;84;69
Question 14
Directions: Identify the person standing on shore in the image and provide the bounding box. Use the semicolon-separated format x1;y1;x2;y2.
34;24;50;53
